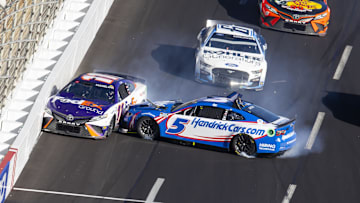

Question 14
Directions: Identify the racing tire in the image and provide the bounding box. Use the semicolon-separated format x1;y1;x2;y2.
136;117;159;141
231;134;256;156
105;117;115;138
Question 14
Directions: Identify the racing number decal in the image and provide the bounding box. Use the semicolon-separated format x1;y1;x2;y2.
219;24;249;35
166;118;189;135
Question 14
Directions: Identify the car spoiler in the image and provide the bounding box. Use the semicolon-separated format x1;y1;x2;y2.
275;118;296;128
95;71;146;84
206;19;261;34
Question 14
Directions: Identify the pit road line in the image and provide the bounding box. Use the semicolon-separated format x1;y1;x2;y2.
145;178;165;203
305;112;325;150
13;187;161;203
333;45;353;80
282;184;297;203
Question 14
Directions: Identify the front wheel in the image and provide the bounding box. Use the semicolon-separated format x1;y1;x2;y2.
136;117;159;140
104;118;115;137
231;134;256;156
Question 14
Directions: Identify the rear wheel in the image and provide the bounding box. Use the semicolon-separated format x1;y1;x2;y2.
231;134;256;156
136;117;159;140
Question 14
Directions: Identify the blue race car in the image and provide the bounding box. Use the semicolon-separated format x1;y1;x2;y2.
42;72;147;139
120;92;296;156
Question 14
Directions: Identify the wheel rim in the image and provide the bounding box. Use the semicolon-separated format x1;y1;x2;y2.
106;119;114;137
235;135;255;155
140;119;156;139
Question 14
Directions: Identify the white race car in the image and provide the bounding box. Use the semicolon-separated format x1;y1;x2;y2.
195;20;268;90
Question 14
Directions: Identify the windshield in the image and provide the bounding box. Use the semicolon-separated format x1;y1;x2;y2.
243;104;280;122
60;80;115;103
206;33;260;54
171;99;197;112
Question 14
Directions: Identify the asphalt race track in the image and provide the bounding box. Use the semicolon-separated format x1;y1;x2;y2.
6;0;360;202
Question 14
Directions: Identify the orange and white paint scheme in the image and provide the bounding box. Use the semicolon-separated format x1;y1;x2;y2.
259;0;330;36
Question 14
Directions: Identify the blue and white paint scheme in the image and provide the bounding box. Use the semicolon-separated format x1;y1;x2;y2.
121;92;296;155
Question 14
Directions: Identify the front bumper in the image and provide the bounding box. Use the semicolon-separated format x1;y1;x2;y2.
260;12;329;36
195;65;265;90
42;115;109;139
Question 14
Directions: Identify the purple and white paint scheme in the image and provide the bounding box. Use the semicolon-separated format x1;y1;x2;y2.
42;72;147;139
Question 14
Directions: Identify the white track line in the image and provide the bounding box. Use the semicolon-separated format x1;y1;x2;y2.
145;178;165;203
282;184;297;203
13;187;160;203
305;112;325;150
333;45;353;80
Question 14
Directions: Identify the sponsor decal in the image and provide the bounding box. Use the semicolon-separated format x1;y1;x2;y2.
275;0;322;12
59;120;80;126
0;162;9;202
54;97;104;114
285;19;306;24
203;50;262;66
95;83;114;89
258;143;276;151
78;105;103;115
166;118;266;136
225;63;238;68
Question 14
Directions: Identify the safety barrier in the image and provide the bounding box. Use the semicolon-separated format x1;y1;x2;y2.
0;0;114;201
0;0;64;109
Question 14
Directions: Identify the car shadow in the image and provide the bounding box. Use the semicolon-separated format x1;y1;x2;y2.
322;91;360;127
151;44;196;81
218;0;260;26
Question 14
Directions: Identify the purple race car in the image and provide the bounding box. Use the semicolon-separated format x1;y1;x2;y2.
42;72;147;139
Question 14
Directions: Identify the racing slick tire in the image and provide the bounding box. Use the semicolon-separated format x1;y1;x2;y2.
136;117;159;141
105;117;115;138
231;134;256;156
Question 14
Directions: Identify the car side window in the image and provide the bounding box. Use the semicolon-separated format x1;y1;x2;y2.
226;110;245;121
176;107;196;116
118;83;130;100
125;82;135;93
194;106;224;120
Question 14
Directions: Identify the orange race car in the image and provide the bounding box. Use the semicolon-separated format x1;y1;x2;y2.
259;0;330;36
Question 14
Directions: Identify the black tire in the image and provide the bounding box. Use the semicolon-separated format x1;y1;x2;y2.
136;117;159;140
231;134;256;156
105;117;115;137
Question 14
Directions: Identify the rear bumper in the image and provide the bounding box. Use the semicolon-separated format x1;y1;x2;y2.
256;131;296;153
278;131;297;152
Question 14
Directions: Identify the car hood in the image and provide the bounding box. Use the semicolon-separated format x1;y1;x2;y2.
201;48;264;70
47;96;112;117
269;0;327;15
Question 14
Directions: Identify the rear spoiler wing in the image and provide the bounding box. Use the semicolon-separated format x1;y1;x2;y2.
95;71;146;84
275;118;296;128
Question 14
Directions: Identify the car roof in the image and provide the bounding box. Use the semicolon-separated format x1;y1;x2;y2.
76;72;129;85
215;24;255;38
195;96;236;108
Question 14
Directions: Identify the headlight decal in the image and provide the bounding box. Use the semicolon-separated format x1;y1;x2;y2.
265;4;278;14
314;12;327;20
43;117;54;129
85;124;103;137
